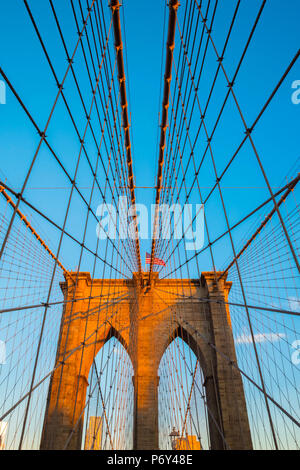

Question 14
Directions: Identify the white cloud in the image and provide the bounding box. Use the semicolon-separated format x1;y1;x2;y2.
288;297;300;313
235;331;286;346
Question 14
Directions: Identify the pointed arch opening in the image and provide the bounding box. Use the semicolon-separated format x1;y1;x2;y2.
158;331;211;451
82;335;134;450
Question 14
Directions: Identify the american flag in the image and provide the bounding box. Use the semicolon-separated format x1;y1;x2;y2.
145;252;166;267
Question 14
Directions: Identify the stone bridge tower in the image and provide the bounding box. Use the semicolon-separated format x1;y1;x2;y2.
40;272;252;450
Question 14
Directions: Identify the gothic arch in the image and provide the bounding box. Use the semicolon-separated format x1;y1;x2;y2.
83;334;134;450
158;335;207;450
156;322;226;450
41;272;252;450
159;324;209;379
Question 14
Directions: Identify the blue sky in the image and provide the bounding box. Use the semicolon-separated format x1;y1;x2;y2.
0;0;299;275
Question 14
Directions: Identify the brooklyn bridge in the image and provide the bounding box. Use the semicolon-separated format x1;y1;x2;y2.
0;0;299;451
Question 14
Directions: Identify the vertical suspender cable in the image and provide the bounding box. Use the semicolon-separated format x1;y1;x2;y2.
110;0;142;276
149;0;180;282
